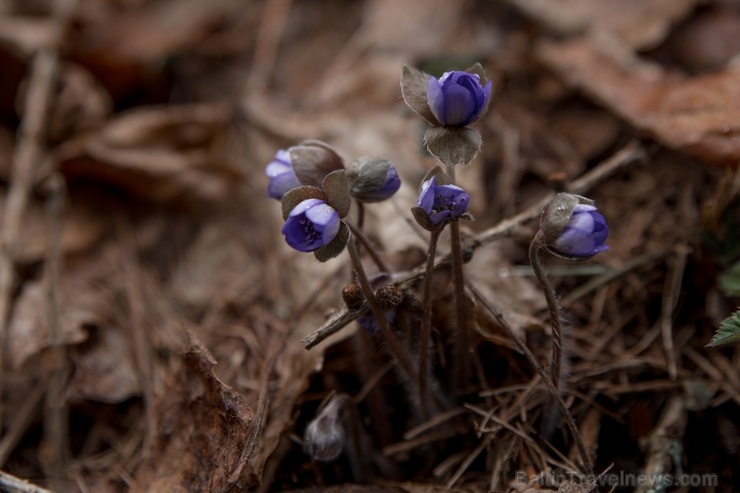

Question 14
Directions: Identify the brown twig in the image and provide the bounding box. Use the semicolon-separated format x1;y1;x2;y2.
635;395;686;493
0;470;52;493
42;173;69;493
0;0;76;431
660;245;689;380
247;0;294;93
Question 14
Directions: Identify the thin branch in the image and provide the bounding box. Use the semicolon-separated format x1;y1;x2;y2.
0;470;52;493
0;0;76;430
43;173;69;493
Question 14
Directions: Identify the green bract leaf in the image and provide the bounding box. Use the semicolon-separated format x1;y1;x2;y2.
424;126;482;166
281;186;327;220
401;65;440;127
707;309;740;347
314;221;350;262
323;170;351;218
719;261;740;296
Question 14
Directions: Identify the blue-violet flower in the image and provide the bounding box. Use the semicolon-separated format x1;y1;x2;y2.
282;198;340;252
266;149;301;200
418;176;470;227
551;204;609;258
427;71;492;127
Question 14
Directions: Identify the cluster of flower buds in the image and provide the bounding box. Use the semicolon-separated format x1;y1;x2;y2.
266;141;402;260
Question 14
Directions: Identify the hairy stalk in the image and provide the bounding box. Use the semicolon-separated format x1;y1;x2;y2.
346;238;418;388
347;222;391;274
465;280;594;475
445;165;469;388
449;222;469;388
419;228;441;416
529;238;564;394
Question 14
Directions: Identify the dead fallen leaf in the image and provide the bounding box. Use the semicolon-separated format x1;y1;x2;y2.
66;324;140;403
56;103;244;203
538;38;740;167
130;338;253;492
507;0;696;50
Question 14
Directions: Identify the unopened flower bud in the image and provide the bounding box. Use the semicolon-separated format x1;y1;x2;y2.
289;140;344;188
539;193;609;259
303;396;346;462
427;71;492;127
348;157;401;203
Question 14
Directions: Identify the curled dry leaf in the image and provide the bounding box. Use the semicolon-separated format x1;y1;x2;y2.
507;0;696;50
49;63;113;143
131;338;253;492
538;38;740;167
7;280;95;370
66;325;141;403
57;103;243;203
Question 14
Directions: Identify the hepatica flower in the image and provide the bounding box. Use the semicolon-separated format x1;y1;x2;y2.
427;71;492;127
266;149;301;200
282;198;340;252
539;193;609;260
417;175;470;228
551;204;609;258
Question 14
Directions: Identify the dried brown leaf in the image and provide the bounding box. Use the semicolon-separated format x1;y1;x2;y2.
539;38;740;166
131;338;253;492
57;103;243;202
66;325;140;403
508;0;696;50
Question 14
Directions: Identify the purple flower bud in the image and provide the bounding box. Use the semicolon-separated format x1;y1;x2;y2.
265;149;301;200
427;71;492;127
417;176;470;227
303;396;346;462
348;156;401;203
281;198;340;252
551;204;609;258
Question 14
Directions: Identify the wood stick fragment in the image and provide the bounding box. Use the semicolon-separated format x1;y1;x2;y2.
635;395;686;493
0;470;52;493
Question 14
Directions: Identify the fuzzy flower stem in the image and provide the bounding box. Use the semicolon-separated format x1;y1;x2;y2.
346;238;418;388
419;228;441;417
529;237;564;394
346;222;391;274
445;166;470;388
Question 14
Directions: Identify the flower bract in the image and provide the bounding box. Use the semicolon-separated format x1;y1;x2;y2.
281;198;340;252
551;204;609;258
427;71;492;127
417;176;470;227
266;149;301;200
